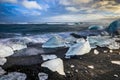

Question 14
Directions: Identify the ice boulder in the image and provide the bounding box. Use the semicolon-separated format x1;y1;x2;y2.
65;40;91;57
0;72;27;80
88;25;104;30
0;57;7;65
0;44;14;57
107;19;120;35
41;58;65;75
0;67;6;76
42;35;65;48
88;36;115;48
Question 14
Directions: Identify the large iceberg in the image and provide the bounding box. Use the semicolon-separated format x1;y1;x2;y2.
42;35;65;48
41;58;65;75
0;57;7;65
0;72;27;80
0;44;14;57
65;40;91;57
107;19;120;35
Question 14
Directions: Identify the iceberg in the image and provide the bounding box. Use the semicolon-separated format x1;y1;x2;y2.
38;72;48;80
65;40;91;57
88;36;120;49
41;58;65;75
107;19;120;35
0;67;6;76
0;44;14;57
0;57;7;65
88;25;104;30
42;35;65;48
41;55;57;61
0;72;27;80
88;36;115;48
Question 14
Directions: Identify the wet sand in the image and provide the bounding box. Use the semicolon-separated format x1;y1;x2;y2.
1;42;120;80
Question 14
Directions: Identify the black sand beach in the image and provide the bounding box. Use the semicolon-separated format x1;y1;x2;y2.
2;41;120;80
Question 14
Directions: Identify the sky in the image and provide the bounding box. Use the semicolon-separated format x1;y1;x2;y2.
0;0;120;23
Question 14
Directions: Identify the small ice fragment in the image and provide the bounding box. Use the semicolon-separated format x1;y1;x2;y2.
41;55;57;61
114;74;119;77
0;67;6;76
111;61;120;65
94;49;99;55
41;58;65;75
0;72;26;80
110;50;113;53
70;65;75;68
75;69;78;72
104;50;108;53
38;72;48;80
0;57;7;65
65;56;71;59
66;71;70;74
88;65;94;69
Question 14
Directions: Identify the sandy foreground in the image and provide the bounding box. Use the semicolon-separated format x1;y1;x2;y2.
1;41;120;80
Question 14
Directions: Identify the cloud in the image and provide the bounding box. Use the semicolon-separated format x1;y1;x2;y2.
45;14;105;22
66;7;79;12
0;0;17;3
17;9;41;16
72;0;92;4
59;0;120;15
21;0;42;10
92;0;120;14
60;0;92;6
